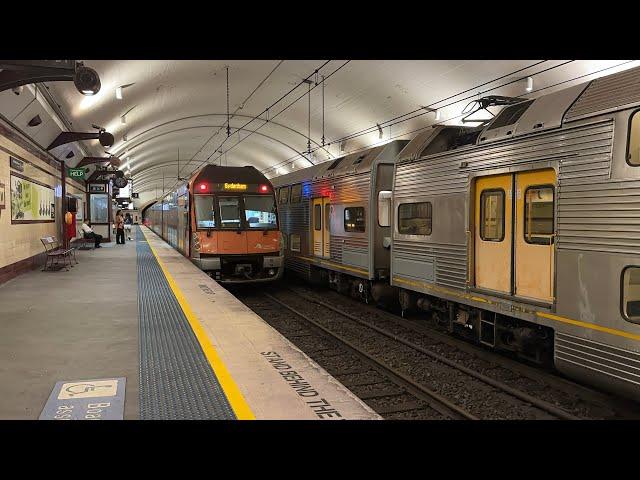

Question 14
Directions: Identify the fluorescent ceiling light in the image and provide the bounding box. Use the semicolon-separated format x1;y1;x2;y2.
121;115;126;124
116;87;123;100
435;109;441;121
526;77;533;92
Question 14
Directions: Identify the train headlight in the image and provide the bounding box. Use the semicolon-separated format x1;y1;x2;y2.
268;269;276;276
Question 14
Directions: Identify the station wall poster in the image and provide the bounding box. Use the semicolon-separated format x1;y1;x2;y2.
10;173;55;223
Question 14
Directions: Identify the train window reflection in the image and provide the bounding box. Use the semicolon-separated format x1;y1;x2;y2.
219;196;241;228
195;195;215;228
622;267;640;323
525;185;554;245
344;207;365;233
291;184;302;203
628;110;640;166
398;202;432;235
480;190;504;241
244;195;277;229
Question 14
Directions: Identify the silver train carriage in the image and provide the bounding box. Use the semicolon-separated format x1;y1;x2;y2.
391;66;640;401
271;140;409;296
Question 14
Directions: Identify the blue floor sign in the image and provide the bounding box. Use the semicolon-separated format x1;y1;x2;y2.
39;378;126;420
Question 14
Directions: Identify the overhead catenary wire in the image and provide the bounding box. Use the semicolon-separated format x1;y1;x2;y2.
271;59;637;175
261;60;578;175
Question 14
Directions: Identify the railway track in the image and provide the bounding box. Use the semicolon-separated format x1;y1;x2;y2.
287;283;640;420
234;285;636;419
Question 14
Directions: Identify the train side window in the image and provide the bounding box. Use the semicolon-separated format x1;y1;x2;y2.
628;110;640;166
290;234;301;252
480;189;504;242
194;195;215;228
291;184;302;203
398;202;432;235
278;187;289;204
524;185;555;245
314;204;322;231
378;191;392;227
622;267;640;323
344;207;365;233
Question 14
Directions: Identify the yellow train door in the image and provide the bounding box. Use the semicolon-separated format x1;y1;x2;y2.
475;174;513;294
312;198;323;257
515;169;556;303
323;198;331;258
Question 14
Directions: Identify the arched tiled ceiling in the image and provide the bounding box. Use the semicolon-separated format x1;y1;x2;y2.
46;59;640;201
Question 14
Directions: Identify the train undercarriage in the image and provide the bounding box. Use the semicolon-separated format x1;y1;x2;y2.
313;268;554;367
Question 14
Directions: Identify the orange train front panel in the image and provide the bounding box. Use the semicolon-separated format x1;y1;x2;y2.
247;230;280;254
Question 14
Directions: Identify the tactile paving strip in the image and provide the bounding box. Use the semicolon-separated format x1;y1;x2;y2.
136;227;236;419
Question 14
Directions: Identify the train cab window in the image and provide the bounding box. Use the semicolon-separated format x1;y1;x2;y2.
244;195;277;229
480;190;504;241
398;202;432;235
290;234;301;252
378;191;392;227
291;184;302;203
314;204;322;230
344;207;365;233
278;187;289;204
628;110;640;166
524;186;555;245
219;196;242;228
195;195;215;228
622;267;640;323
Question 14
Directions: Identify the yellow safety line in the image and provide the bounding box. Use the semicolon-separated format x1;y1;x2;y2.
392;275;640;342
140;228;255;420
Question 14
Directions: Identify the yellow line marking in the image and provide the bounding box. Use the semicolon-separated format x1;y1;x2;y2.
141;227;255;420
536;312;640;342
297;255;369;276
392;276;640;342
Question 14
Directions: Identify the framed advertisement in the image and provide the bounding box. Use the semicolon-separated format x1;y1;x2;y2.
10;173;55;224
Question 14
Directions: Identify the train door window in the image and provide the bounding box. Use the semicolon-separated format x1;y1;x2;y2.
622;267;640;323
480;190;505;241
314;204;322;231
524;185;554;245
628;110;640;166
344;207;365;232
219;196;242;228
290;234;301;252
324;202;331;232
291;184;302;203
278;187;289;204
194;195;215;228
378;191;392;227
398;202;432;235
244;195;277;229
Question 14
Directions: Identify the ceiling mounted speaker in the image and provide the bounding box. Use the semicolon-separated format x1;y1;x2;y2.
65;151;75;159
28;114;42;127
74;64;101;96
98;130;114;148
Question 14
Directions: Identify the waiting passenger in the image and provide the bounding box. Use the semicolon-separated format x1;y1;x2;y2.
115;210;125;245
81;220;103;248
124;213;133;241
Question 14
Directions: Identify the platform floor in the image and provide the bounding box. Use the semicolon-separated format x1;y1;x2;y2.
0;227;379;420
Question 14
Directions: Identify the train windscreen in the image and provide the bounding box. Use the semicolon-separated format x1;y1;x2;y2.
244;195;277;229
195;195;215;228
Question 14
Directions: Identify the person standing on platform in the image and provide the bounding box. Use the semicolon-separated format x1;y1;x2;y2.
115;210;125;245
124;212;133;241
81;220;103;248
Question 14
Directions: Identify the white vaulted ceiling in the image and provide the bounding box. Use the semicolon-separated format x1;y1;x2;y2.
5;59;639;202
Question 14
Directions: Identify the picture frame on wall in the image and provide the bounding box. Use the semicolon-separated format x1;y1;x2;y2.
0;181;5;210
10;173;55;224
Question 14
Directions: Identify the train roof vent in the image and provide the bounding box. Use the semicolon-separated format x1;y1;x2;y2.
486;100;534;130
352;154;366;165
327;157;344;170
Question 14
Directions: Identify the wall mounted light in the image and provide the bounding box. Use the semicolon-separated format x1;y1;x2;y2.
27;114;42;127
526;77;533;92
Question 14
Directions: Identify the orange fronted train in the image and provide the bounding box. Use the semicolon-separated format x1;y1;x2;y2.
144;165;283;283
